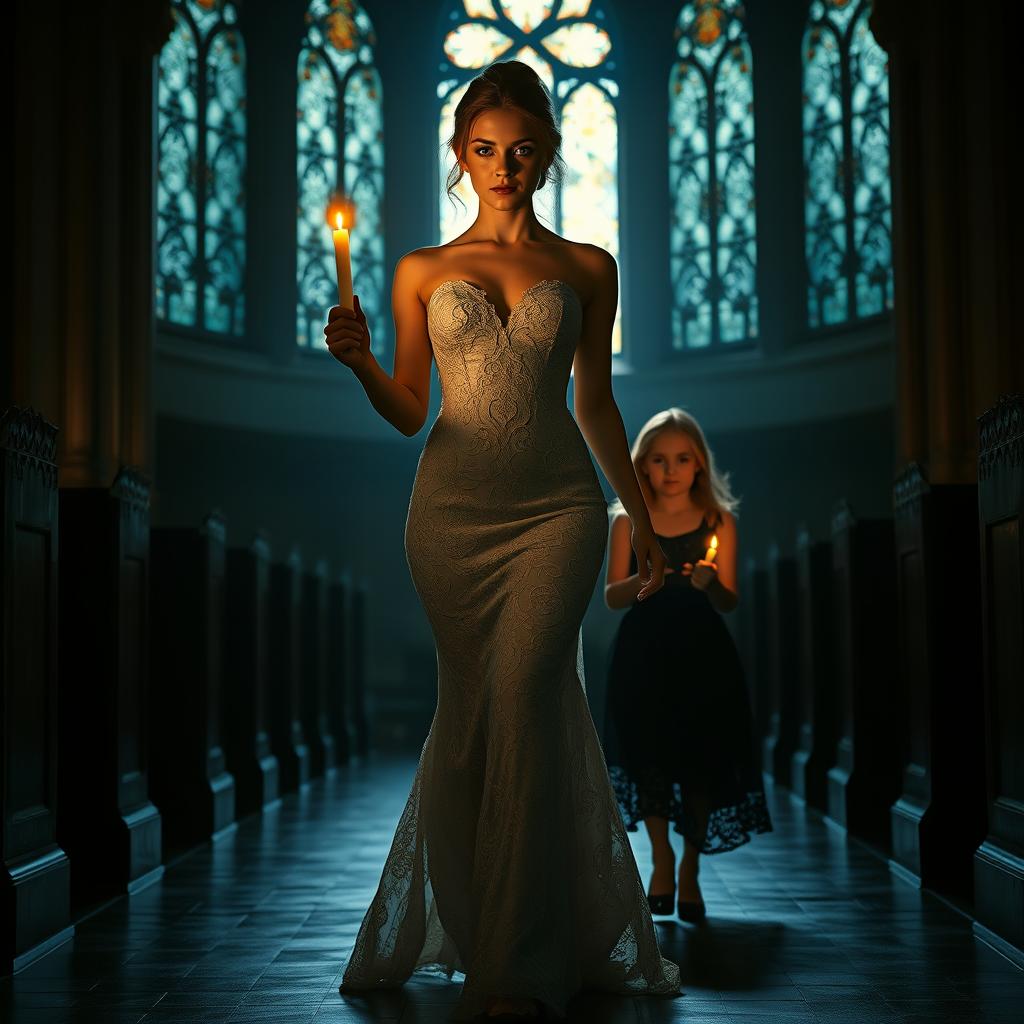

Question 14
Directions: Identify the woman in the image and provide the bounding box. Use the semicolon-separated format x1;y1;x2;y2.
325;61;680;1021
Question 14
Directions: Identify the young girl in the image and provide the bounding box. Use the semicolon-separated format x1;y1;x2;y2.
603;408;772;922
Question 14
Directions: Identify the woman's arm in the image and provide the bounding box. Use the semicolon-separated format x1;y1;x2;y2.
572;246;664;600
324;252;432;437
604;512;648;610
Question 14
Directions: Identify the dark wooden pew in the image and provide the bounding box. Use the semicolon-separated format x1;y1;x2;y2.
301;559;336;776
350;581;370;759
149;512;237;854
741;557;771;763
791;526;836;812
269;549;310;790
889;463;986;897
328;571;353;766
827;501;901;849
224;533;279;815
0;408;72;971
57;468;163;909
973;395;1024;958
763;543;799;786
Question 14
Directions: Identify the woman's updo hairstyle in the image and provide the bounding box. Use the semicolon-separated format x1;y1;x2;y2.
445;60;565;211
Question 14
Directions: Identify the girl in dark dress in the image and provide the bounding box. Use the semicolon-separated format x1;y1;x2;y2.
602;408;771;922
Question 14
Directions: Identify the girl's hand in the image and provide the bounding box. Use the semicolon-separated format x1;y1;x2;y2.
632;522;667;601
324;294;371;372
689;558;718;591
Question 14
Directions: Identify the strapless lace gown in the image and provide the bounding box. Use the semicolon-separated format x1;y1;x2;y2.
339;278;681;1020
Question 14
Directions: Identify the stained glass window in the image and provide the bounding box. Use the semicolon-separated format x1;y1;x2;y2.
157;0;247;336
669;0;757;351
439;0;622;355
297;0;385;352
803;0;892;329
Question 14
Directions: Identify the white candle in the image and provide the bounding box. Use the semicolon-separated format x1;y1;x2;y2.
704;534;719;563
332;212;353;311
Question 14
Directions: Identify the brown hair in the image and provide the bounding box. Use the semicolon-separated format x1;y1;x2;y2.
444;60;565;211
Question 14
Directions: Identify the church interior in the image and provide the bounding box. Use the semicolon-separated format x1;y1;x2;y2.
4;0;1023;1020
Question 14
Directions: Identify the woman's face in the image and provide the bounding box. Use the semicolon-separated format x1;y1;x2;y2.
642;430;700;498
458;106;547;210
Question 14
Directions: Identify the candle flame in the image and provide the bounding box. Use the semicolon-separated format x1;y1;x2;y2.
326;193;357;231
704;533;719;563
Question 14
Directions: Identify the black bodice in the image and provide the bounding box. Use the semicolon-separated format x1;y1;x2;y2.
628;516;716;589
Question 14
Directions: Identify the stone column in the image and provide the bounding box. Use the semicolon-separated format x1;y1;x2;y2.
871;0;1023;480
9;0;171;948
8;0;172;482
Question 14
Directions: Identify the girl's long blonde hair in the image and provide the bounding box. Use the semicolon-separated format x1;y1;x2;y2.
608;408;739;525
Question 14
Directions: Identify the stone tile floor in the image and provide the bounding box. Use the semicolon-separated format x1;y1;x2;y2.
2;758;1021;1023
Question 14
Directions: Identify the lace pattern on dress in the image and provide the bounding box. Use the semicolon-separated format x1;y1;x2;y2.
339;279;681;1020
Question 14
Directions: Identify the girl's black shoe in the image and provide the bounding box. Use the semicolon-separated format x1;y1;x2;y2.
677;898;706;923
647;891;675;915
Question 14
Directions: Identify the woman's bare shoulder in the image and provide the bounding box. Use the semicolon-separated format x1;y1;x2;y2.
558;240;617;303
567;239;616;268
396;245;447;273
394;246;449;304
397;243;485;304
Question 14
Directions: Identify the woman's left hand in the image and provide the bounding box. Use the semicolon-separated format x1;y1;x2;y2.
688;559;718;592
631;521;667;601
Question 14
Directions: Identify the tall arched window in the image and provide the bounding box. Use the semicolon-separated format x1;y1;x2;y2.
157;0;247;336
803;0;892;329
297;0;385;352
438;0;623;355
669;0;757;351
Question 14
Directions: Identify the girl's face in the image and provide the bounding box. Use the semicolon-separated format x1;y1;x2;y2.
458;106;547;211
641;430;701;498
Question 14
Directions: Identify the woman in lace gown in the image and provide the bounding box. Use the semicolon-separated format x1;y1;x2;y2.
323;61;680;1021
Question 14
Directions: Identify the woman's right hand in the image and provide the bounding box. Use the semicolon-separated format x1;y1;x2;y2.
324;294;371;373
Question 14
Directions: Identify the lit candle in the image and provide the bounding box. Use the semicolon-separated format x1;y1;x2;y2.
704;534;719;563
332;212;353;312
